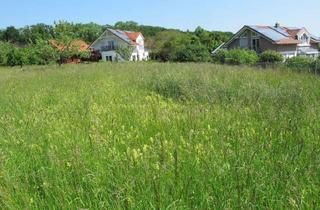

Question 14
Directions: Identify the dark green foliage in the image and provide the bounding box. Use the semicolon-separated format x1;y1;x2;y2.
213;49;259;65
0;42;12;66
286;56;313;72
150;30;214;62
225;49;259;65
259;50;284;63
1;26;20;43
212;49;227;64
114;21;166;37
30;40;59;65
0;40;58;66
310;57;320;73
194;26;233;52
20;24;54;44
176;42;212;62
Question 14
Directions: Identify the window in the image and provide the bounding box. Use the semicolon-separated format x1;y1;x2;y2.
240;38;248;49
300;34;309;44
108;41;115;50
239;30;249;49
106;56;113;62
251;32;258;38
252;38;260;52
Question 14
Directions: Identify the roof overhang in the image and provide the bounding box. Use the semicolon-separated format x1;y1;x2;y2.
222;25;287;48
89;28;136;49
222;25;304;49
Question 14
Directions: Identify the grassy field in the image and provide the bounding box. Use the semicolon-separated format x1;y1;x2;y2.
0;63;320;209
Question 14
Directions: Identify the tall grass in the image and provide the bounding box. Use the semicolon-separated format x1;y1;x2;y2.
0;63;320;209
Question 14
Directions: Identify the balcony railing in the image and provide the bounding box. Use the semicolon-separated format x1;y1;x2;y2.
101;46;117;51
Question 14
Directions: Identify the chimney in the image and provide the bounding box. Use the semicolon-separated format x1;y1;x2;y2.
275;22;280;28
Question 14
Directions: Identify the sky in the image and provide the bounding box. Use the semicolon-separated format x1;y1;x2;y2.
0;0;319;35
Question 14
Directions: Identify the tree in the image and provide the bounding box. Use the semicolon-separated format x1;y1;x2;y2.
74;23;103;43
0;20;234;65
2;26;20;43
176;43;212;62
114;21;139;32
31;39;59;65
116;45;134;61
54;21;77;40
20;24;54;44
194;26;233;53
0;42;13;66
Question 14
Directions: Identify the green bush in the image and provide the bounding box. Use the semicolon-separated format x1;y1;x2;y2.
259;50;284;63
212;49;227;64
286;56;313;72
0;42;13;66
225;49;259;65
176;43;212;62
212;49;259;65
310;57;320;73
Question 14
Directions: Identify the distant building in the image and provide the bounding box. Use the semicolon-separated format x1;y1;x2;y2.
89;28;149;62
220;23;320;58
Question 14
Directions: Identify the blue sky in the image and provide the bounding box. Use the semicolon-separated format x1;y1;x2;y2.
1;0;319;35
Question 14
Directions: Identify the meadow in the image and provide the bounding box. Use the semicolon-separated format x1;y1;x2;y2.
0;63;320;209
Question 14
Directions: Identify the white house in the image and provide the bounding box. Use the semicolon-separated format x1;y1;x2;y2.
89;28;149;62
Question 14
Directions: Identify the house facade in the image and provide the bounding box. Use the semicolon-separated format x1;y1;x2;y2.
221;23;320;59
89;28;149;62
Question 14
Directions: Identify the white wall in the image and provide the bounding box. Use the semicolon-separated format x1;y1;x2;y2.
101;51;124;62
91;30;149;62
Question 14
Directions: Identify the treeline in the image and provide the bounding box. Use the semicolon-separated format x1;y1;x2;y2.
0;21;233;66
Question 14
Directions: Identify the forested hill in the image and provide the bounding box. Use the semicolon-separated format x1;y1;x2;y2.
0;21;233;64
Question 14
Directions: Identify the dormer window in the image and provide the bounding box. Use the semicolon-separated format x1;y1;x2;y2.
300;34;309;44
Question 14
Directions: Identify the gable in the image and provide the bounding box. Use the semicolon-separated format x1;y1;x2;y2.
224;25;304;49
90;30;129;50
224;26;274;49
135;34;144;45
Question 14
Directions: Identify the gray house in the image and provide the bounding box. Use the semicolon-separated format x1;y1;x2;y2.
220;23;320;58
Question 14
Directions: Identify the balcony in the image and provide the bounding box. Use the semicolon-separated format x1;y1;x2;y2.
101;46;117;51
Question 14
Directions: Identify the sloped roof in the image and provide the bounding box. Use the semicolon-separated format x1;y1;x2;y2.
49;40;89;51
106;28;143;45
125;32;142;42
248;25;304;44
311;35;320;43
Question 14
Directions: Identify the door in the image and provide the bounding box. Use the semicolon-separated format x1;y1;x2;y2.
252;38;260;52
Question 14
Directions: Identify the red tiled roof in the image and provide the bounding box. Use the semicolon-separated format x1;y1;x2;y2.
284;28;300;38
274;38;300;45
49;40;89;52
125;32;142;42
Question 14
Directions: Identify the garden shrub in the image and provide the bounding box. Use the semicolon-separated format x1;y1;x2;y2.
259;50;284;63
310;57;320;74
286;56;313;72
213;49;258;65
212;49;227;64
